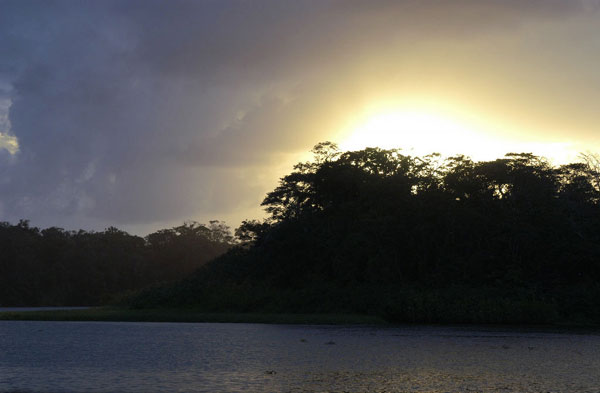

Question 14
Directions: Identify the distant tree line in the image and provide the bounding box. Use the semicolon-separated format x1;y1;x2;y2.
0;220;233;306
132;143;600;324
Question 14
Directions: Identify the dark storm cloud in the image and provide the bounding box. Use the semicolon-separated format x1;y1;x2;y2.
0;0;596;232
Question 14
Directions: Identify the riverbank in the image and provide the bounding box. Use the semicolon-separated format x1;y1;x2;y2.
0;307;386;325
2;307;600;331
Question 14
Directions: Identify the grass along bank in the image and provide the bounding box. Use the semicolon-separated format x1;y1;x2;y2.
0;307;386;325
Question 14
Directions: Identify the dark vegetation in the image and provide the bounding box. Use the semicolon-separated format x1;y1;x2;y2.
4;142;600;325
0;220;232;306
131;143;600;325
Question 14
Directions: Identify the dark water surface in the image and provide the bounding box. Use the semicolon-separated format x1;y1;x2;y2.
1;321;599;393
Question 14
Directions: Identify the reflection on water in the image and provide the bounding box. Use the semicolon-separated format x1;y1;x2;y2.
0;321;599;392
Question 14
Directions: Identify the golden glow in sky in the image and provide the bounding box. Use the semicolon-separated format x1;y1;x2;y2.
336;103;579;164
0;133;19;155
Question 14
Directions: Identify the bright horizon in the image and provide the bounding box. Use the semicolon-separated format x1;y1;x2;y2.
335;103;580;165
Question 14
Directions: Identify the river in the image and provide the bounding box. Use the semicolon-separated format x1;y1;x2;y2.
1;320;599;392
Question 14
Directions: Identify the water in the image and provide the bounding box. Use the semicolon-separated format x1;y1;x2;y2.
1;321;599;393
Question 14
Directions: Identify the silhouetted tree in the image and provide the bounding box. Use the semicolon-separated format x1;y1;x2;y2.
132;142;600;324
0;221;233;306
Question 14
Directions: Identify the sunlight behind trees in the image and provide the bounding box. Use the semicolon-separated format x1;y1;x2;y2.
130;143;600;324
335;104;579;165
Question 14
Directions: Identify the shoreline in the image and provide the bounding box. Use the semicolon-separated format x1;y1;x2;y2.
0;307;386;325
1;307;600;331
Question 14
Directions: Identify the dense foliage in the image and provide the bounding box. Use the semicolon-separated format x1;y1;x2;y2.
0;221;232;306
133;143;600;324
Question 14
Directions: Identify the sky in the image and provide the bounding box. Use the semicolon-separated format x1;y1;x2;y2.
1;0;600;235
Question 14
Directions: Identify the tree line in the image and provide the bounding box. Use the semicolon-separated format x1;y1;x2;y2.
132;143;600;324
0;220;233;306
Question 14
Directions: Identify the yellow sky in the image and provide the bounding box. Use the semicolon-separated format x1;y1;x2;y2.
219;6;600;227
333;99;579;164
296;11;600;166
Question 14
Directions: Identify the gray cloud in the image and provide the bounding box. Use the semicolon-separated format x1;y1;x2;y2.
0;0;598;233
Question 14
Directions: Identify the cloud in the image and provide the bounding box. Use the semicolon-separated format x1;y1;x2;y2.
0;0;599;233
0;134;18;155
0;86;17;154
